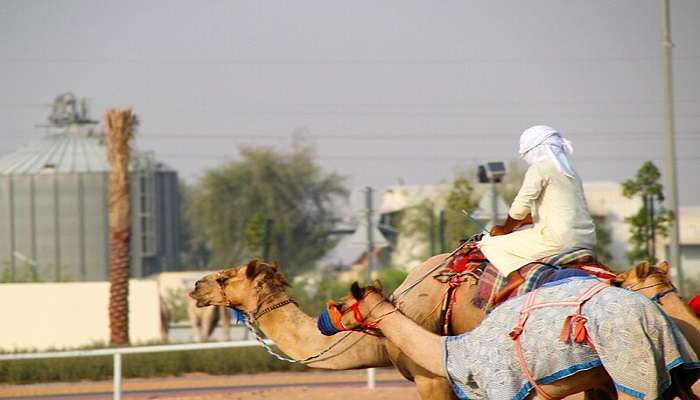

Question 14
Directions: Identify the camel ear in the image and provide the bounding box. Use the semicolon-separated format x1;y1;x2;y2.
635;261;651;279
656;260;669;275
615;270;629;285
350;281;364;300
371;279;384;294
246;259;260;279
271;260;281;272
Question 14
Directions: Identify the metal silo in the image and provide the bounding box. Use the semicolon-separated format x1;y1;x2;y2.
0;93;180;282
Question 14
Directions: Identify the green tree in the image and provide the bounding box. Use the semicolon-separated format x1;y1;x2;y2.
186;145;347;277
621;161;674;265
592;216;613;266
443;174;480;247
398;173;479;258
179;180;211;269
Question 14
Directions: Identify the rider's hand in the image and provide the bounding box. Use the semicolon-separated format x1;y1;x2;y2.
490;225;508;236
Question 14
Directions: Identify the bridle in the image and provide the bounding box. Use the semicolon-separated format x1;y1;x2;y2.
213;269;355;364
339;290;399;333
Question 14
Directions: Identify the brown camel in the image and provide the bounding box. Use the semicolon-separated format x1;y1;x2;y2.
190;259;621;399
188;260;392;371
616;261;700;384
334;279;699;400
189;257;700;399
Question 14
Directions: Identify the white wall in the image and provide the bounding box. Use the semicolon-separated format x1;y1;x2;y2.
0;280;161;351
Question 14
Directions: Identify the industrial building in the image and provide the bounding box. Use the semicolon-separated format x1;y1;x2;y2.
0;93;180;282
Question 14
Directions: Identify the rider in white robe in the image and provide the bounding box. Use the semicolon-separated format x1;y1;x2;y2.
479;126;596;276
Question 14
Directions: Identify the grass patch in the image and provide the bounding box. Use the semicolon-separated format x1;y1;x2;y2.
0;346;308;385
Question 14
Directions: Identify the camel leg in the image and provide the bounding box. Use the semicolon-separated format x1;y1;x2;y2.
219;306;231;341
414;374;456;400
582;381;617;400
202;308;216;342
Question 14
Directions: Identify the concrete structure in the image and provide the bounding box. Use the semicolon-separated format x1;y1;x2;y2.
0;280;161;350
0;94;180;282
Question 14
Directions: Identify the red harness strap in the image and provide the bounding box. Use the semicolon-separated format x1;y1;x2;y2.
508;281;609;400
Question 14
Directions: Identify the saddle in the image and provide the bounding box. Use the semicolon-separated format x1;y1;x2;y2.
432;243;615;334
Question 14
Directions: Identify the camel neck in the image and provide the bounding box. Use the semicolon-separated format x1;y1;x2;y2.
657;293;700;356
251;289;390;370
253;290;293;321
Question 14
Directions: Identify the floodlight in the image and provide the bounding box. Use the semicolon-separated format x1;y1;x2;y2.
477;161;507;183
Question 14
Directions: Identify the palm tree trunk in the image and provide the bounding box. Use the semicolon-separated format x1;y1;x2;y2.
105;108;136;345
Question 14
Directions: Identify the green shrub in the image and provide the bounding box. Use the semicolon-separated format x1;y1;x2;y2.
0;346;307;385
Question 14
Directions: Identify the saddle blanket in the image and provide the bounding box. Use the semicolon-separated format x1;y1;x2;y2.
442;277;700;400
435;247;609;312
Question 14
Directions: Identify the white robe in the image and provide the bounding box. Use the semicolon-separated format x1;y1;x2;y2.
479;160;596;275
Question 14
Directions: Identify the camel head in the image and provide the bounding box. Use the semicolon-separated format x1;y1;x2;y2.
317;280;393;336
616;260;675;300
189;259;289;313
189;269;230;307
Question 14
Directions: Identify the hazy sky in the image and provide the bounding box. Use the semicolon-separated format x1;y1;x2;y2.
1;1;699;206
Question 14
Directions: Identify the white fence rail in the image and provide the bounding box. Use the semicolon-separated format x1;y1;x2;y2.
0;340;273;400
0;341;377;399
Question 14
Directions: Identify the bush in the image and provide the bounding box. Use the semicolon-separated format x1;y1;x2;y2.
0;346;307;385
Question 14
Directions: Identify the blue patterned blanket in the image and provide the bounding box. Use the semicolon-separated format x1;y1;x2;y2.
442;277;700;400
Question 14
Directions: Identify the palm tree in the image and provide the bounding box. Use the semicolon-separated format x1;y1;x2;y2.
104;108;136;345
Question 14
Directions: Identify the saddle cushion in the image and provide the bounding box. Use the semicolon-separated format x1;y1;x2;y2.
434;246;611;312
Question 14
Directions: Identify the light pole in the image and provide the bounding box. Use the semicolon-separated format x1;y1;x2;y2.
659;0;684;295
478;162;507;228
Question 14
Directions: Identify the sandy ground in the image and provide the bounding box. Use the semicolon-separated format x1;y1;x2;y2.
0;369;417;399
165;386;420;400
2;369;698;399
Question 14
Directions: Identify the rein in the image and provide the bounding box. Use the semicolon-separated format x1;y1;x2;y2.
625;279;678;303
391;243;466;303
339;291;399;334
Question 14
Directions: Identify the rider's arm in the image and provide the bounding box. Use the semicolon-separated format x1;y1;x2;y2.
490;165;543;236
509;164;546;221
490;213;532;236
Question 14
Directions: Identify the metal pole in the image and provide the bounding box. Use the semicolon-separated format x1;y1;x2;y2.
366;187;374;283
439;210;446;253
490;180;498;228
660;0;684;295
113;352;122;400
262;218;272;262
650;196;656;261
365;186;376;389
429;209;436;256
645;195;651;261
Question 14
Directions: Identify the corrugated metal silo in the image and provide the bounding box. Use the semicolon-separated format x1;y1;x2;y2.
0;94;180;282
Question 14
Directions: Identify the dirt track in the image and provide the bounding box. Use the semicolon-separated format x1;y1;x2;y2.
3;369;697;399
0;369;417;399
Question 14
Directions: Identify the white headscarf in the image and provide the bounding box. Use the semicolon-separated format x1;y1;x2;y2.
519;125;576;178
